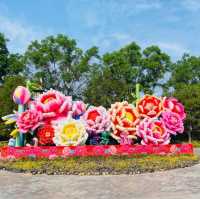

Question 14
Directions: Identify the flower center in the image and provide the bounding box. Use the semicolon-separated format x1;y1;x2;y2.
171;116;178;123
45;132;51;137
41;94;56;104
87;110;100;121
145;103;154;111
125;111;134;121
62;124;79;141
152;124;163;135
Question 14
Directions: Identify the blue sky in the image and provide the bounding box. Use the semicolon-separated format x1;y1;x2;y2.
0;0;199;60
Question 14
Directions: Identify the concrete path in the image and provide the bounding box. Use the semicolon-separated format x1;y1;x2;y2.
0;163;200;199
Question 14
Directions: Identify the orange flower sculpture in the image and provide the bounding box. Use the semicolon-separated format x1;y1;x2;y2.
109;101;140;143
137;95;162;118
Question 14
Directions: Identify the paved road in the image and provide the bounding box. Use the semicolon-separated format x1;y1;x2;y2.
0;163;200;199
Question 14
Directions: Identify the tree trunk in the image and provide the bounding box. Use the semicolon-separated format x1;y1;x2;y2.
188;124;192;143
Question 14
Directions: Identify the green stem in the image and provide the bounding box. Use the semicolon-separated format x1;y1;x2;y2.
15;105;25;147
136;83;140;101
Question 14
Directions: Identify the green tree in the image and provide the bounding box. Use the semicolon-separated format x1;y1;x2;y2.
166;54;200;141
0;33;9;82
84;42;170;107
25;34;99;99
172;84;200;142
0;76;25;140
0;33;25;83
167;54;200;90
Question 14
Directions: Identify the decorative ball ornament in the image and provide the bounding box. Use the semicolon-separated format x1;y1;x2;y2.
13;86;31;105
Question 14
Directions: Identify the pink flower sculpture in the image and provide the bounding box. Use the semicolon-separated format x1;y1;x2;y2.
13;86;31;105
72;101;86;118
162;97;186;120
34;89;72;118
109;101;140;142
17;110;43;133
82;106;111;134
162;111;184;135
119;132;133;145
136;118;170;145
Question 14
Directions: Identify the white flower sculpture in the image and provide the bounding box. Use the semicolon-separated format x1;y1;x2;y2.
52;117;88;146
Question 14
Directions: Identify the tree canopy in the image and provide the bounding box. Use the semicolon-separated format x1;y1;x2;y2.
84;42;170;107
25;34;99;99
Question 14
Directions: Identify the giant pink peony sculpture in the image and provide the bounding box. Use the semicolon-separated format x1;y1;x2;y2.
82;106;111;134
72;101;86;118
34;89;72;118
136;118;170;145
161;111;184;135
162;97;186;120
17;110;43;133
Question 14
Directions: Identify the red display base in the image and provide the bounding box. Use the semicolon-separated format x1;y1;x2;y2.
0;144;193;160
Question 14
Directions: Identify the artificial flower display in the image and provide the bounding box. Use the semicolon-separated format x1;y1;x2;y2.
161;111;184;135
16;109;43;133
82;106;111;134
34;89;72;118
72;101;86;118
136;118;170;145
13;86;31;105
137;95;162;118
2;85;187;147
162;97;186;120
52;118;88;146
109;101;140;143
37;124;55;145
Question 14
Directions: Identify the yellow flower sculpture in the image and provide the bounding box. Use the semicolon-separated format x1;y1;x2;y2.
52;118;88;146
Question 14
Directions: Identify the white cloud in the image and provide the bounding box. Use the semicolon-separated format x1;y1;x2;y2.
182;0;200;11
0;14;52;53
133;0;162;11
156;42;189;58
91;32;134;53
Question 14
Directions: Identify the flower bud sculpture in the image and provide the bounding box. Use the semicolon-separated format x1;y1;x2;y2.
13;86;31;105
13;86;31;146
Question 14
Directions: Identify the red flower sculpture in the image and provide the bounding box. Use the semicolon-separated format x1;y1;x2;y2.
137;95;162;118
37;125;55;145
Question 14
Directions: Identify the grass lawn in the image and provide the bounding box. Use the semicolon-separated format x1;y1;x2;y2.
0;155;198;175
0;141;7;147
192;140;200;148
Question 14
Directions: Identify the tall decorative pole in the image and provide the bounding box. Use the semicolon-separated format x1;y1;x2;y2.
13;86;31;147
135;83;140;102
